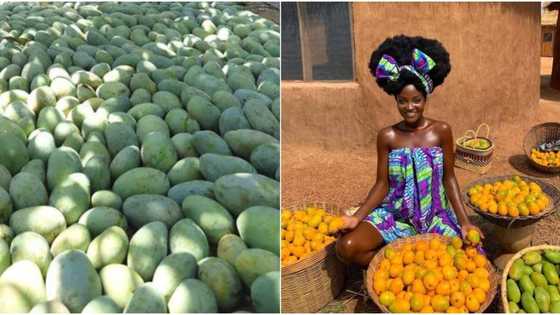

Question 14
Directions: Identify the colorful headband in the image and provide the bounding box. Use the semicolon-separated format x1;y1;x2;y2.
375;48;436;94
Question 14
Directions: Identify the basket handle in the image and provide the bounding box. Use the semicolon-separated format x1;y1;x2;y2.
475;123;490;139
457;129;477;144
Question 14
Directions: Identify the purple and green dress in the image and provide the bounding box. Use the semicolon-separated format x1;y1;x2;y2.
365;146;462;243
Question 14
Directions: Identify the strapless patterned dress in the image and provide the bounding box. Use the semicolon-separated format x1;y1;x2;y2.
365;147;462;242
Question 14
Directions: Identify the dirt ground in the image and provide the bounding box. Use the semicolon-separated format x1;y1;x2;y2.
281;58;560;312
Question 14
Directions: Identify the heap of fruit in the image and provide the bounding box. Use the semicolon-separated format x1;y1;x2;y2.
467;176;550;217
531;149;560;168
462;138;491;150
281;207;344;266
506;249;560;313
372;231;492;313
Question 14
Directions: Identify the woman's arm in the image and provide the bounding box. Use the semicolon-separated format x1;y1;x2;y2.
439;123;484;238
343;129;391;229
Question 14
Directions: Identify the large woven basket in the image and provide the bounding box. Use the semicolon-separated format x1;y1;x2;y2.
455;124;495;174
463;175;560;228
366;233;498;313
523;122;560;174
281;202;346;313
500;244;560;313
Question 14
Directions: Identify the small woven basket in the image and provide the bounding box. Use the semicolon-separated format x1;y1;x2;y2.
523;122;560;174
281;202;346;313
462;175;560;228
455;123;494;174
366;233;498;313
501;244;560;313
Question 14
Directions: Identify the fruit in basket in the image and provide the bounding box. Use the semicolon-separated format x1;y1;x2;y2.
523;251;542;265
371;236;491;313
467;176;550;217
544;250;560;264
530;148;560;167
466;230;481;246
505;248;560;313
552;301;560;313
281;207;343;266
542;262;559;284
507;279;522;303
463;138;491;150
535;287;551;312
521;291;540;313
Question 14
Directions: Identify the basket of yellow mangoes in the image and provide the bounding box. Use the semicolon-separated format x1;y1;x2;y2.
281;203;346;313
367;232;498;313
463;175;560;227
523;122;560;174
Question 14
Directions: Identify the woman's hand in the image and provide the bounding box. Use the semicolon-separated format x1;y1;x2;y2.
461;223;485;242
341;215;361;231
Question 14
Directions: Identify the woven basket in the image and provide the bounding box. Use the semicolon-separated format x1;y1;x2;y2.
463;175;560;228
455;124;495;174
500;244;560;313
523;122;560;174
281;202;346;313
366;233;498;313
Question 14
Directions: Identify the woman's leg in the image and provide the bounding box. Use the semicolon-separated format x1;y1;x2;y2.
335;222;385;268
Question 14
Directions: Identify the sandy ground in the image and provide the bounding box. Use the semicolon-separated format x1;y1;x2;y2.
282;57;560;312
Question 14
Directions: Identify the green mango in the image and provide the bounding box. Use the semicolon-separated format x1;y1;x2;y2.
547;285;560;302
545;250;560;264
543;262;560;285
551;300;560;313
532;263;543;273
535;286;551;312
510;260;527;281
521;291;540;313
523;252;543;266
522;265;535;276
531;272;549;288
509;301;520;313
520;274;536;295
508;279;522;303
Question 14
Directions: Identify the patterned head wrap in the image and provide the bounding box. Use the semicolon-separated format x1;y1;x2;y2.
374;48;436;94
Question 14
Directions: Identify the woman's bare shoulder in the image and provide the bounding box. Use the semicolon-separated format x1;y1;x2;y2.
377;125;397;142
431;119;453;135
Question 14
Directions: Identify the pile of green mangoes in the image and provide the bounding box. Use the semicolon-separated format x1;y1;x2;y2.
506;249;560;313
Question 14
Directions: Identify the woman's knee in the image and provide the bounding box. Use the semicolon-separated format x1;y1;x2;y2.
335;235;358;264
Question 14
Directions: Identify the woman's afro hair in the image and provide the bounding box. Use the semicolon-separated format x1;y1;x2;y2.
368;35;451;96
